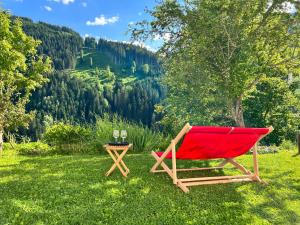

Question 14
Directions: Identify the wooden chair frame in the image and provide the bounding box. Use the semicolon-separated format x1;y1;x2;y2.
150;123;273;193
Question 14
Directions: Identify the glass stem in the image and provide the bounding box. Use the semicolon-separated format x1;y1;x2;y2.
115;138;118;143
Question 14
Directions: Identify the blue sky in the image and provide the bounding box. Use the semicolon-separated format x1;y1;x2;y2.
1;0;162;50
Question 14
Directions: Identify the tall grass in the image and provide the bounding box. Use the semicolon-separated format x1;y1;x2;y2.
93;115;170;152
42;115;170;154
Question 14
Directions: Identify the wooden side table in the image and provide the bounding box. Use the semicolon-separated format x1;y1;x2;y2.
104;144;132;177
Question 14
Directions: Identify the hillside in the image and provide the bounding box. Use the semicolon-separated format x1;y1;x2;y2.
77;38;161;78
11;16;165;140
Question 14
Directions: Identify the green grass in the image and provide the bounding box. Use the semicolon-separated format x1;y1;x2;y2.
75;49;146;80
76;50;113;71
0;150;299;225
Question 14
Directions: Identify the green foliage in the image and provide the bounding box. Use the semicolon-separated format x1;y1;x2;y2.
15;16;83;70
132;0;300;127
77;39;161;77
22;71;165;140
142;63;150;74
89;57;93;67
84;37;96;49
279;139;297;151
0;150;299;224
0;11;52;152
244;77;300;145
131;60;136;75
15;142;52;156
41;115;169;153
6;16;164;142
43;123;93;154
93;115;170;152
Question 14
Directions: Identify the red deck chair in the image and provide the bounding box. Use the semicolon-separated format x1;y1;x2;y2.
151;123;273;193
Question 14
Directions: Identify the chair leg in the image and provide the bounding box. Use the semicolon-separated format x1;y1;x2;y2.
150;146;172;172
217;159;230;167
151;151;173;177
227;158;252;175
252;143;267;184
151;151;189;193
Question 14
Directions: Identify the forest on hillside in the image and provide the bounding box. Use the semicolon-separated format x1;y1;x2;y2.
9;16;165;140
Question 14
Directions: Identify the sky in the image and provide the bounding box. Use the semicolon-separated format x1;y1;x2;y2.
1;0;163;51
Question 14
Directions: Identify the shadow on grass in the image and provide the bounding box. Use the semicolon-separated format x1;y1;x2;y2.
1;154;298;224
249;171;300;225
292;153;300;157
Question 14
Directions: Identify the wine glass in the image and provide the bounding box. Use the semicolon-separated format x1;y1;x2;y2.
121;130;127;143
113;130;119;143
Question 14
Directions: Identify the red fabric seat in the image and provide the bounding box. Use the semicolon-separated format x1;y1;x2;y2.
156;126;270;160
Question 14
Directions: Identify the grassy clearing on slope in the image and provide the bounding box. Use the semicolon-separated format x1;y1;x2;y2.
76;51;112;71
0;150;299;224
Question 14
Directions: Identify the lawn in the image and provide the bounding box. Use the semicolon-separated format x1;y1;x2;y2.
0;150;299;225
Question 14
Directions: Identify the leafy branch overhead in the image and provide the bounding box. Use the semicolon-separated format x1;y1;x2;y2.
0;11;52;148
132;0;300;127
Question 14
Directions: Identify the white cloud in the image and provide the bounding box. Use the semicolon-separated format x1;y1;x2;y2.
44;6;52;11
82;2;87;7
86;15;119;26
48;0;74;5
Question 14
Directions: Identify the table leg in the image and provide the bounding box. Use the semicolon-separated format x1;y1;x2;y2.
115;150;130;173
106;149;129;177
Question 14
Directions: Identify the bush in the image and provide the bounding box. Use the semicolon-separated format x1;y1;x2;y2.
43;123;94;154
279;140;297;151
16;142;52;156
42;116;170;154
93;115;171;152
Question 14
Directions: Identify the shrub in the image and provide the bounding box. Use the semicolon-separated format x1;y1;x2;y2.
42;116;170;154
3;143;13;151
94;115;171;152
16;142;52;156
43;123;94;154
279;140;297;151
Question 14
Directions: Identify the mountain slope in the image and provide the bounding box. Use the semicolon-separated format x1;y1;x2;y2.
12;16;165;140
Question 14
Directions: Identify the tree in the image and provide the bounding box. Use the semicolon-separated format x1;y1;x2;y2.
0;11;52;154
142;64;150;75
80;49;84;63
132;0;300;127
84;37;96;49
90;57;93;67
131;60;136;75
244;77;300;144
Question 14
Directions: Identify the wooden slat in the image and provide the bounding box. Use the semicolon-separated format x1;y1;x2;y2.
217;159;230;167
171;140;177;184
177;180;189;193
152;166;224;173
228;158;251;175
150;123;191;172
173;123;192;145
104;144;132;151
176;166;224;172
253;143;259;177
179;175;253;182
184;178;253;186
151;151;173;178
